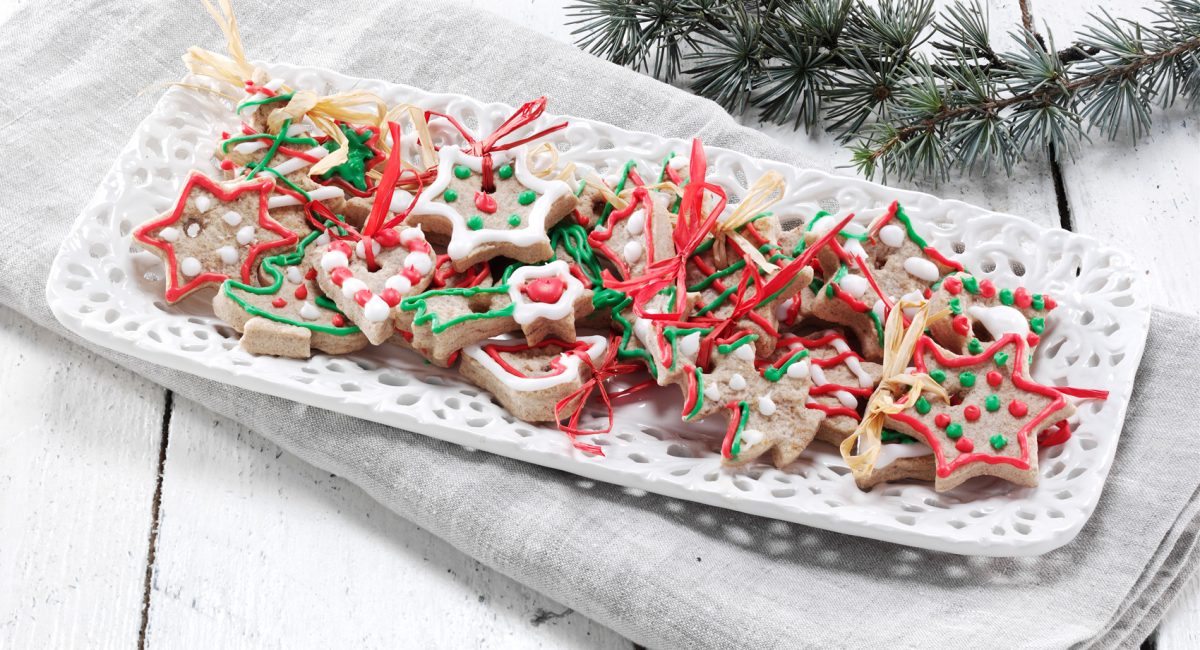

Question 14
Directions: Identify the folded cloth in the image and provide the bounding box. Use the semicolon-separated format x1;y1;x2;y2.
2;2;1197;648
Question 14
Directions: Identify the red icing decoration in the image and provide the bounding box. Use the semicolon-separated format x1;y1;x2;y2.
402;266;424;284
934;413;951;428
986;370;1003;387
1014;287;1032;308
330;240;353;257
952;315;971;336
1043;295;1058;310
523;276;566;304
305;268;317;281
474;191;498;214
955;438;974;453
380;288;402;307
271;297;286;308
978;279;996;298
943;276;963;295
330;266;353;287
1009;400;1029;417
964;405;981;421
373;228;401;248
331;314;346;327
219;159;234;171
293;284;308;300
1027;332;1041;347
354;289;372;306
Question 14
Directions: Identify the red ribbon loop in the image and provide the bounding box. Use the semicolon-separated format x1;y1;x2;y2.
553;336;643;455
425;96;568;192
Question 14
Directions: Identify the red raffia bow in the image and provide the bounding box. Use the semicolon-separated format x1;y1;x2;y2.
308;121;425;270
553;336;644;455
425;96;568;193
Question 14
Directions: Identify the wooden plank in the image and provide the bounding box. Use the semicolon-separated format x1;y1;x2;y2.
1027;3;1200;648
0;307;166;647
143;397;632;649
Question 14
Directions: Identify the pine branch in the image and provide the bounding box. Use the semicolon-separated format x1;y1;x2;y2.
565;0;1200;181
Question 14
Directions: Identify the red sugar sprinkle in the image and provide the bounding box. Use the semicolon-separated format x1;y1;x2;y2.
952;315;970;336
979;279;996;298
1043;295;1058;310
955;438;974;453
380;288;401;307
1014;287;1032;308
330;267;353;287
1009;400;1029;417
332;314;346;327
964;405;981;421
374;228;401;248
474;191;498;214
219;159;234;171
331;240;354;257
944;276;963;295
986;370;1003;387
294;284;308;300
271;298;286;308
354;289;373;306
934;413;951;428
1027;332;1041;347
305;268;317;281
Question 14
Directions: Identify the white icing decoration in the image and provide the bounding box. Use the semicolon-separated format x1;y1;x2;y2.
968;304;1031;338
356;239;381;260
878;224;905;247
668;156;688;170
903;257;941;282
872;299;886;323
362;295;391;322
385;274;412;294
623;240;643;264
757;394;777;416
872;440;932;469
216;245;238;265
828;334;874;388
740;428;764;447
776;298;793;321
703;381;721;401
180;257;201;277
340;278;368;298
299;302;320;321
263;78;285;91
625;209;646;236
407;252;433;275
734;343;755;361
729;373;747;390
185;223;200;238
286;266;303;284
678;332;701;359
392;147;572;262
506;260;585;325
399;227;426;245
271;145;328;177
839;274;868;299
268;185;343;208
222;211;242;227
315;232;331;246
843;238;868;262
321;250;349;271
236;226;256;245
233;141;267;155
787;359;810;379
810;362;858;408
193;194;212;213
901;290;926;319
159;227;180;242
463;335;608;392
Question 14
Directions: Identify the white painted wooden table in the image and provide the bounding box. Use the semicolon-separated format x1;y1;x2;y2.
1;1;1196;647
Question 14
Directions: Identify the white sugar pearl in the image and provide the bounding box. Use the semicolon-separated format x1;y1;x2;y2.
222;211;242;226
216;245;238;265
194;194;212;213
321;251;349;271
678;332;701;358
839;274;868;299
624;209;646;236
340;278;368;297
356;239;381;259
385;274;412;293
787;359;810;379
703;382;721;401
623;240;643;264
236;225;256;245
299;302;320;320
362;295;391;322
286;266;303;284
159;227;180;242
903;257;940;282
180;257;201;277
757;395;776;416
734;343;755;361
729;373;747;390
878;224;905;247
407;252;433;275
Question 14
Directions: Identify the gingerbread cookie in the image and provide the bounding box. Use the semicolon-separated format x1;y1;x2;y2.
459;335;609;422
134;172;299;303
775;331;884;446
928;272;1056;354
215;229;368;358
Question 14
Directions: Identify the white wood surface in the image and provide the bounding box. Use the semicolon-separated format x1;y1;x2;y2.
2;1;1197;648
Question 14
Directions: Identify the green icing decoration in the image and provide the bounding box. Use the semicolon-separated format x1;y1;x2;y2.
443;189;459;202
467;216;484;230
881;429;919;443
994;352;1009;366
762;350;809;382
507;214;521;227
985;395;1001;412
999;288;1014;306
967;338;984;354
716;334;758;356
1032;294;1045;310
949;297;962;315
518;190;536;206
685;367;706;420
915;396;931;415
962;275;980;294
989;434;1008;450
318;124;378;192
959;371;976;387
453;164;471;179
946;423;964;439
1030;317;1045;334
497;164;514;180
930;369;946;383
399;284;514;335
729;401;751;458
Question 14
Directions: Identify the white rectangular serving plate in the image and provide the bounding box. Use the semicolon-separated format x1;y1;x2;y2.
47;62;1151;556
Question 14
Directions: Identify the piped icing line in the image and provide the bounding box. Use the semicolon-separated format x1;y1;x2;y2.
465;335;608;392
389;146;573;262
133;172;298;303
318;227;434;322
506;260;586;325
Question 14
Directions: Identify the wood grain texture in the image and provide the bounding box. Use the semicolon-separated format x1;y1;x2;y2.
143;397;631;649
0;307;166;648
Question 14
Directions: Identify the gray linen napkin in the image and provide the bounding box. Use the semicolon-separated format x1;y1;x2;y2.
3;2;1198;648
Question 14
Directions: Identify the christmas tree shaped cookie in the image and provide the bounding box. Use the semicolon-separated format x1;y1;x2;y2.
882;333;1075;491
927;272;1057;354
393;147;577;271
397;260;594;366
774;331;884;446
687;333;823;468
809;202;964;360
214;230;368;358
459;335;609;422
134;172;299;303
314;226;436;345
